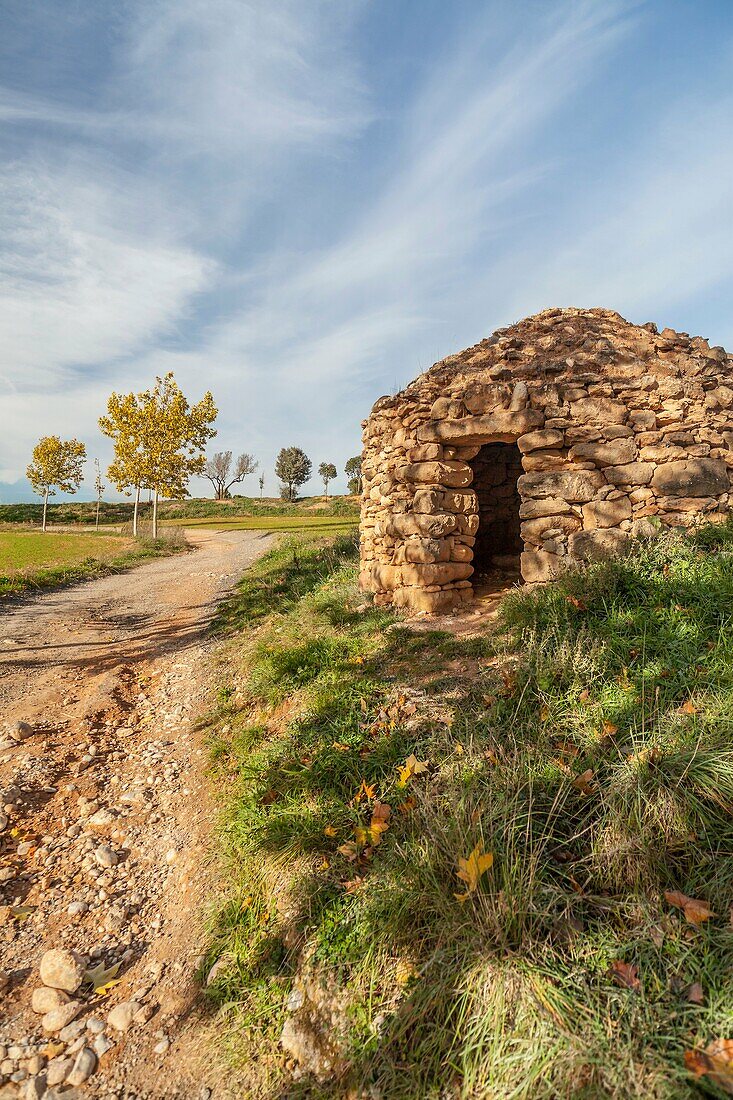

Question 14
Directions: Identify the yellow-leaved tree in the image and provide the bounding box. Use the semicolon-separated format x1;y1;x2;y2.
99;391;150;537
26;435;87;531
100;374;217;538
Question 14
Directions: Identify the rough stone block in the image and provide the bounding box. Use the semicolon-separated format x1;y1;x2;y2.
582;497;633;529
412;489;443;514
569;529;630;561
398;461;473;488
386;513;457;538
651;458;729;497
569;397;627;424
417;408;543;445
517;469;605;502
520;549;562;583
604;462;655;487
401;562;474;586
569;439;637;466
517;429;564;453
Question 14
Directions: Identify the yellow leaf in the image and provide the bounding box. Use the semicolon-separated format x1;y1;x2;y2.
601;720;618;737
396;753;429;787
331;742;351;753
680;700;698;716
323;825;338;837
337;841;359;862
84;961;122;995
455;743;464;755
11;904;35;922
455;841;494;901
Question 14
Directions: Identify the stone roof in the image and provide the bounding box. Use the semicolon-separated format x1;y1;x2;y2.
398;306;731;402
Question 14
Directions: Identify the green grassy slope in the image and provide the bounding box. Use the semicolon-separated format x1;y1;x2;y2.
0;529;184;597
0;496;359;527
203;524;733;1099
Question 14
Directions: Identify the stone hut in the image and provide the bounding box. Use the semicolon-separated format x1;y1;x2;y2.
359;307;733;614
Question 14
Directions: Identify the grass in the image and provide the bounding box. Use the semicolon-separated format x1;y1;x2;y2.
0;528;185;597
0;495;359;527
202;523;733;1098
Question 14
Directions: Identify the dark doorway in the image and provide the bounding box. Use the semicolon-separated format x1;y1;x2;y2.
469;442;523;579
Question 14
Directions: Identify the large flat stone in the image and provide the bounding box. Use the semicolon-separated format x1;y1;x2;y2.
417;408;543;445
651;458;729;497
517;469;605;502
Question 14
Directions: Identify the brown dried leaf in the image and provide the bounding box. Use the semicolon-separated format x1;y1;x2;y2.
685;1039;733;1092
665;889;714;925
610;960;640;991
572;768;596;795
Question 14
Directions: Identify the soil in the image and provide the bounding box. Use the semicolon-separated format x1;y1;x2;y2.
0;529;272;1098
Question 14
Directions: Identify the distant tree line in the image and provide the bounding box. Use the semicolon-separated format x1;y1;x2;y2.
26;372;364;532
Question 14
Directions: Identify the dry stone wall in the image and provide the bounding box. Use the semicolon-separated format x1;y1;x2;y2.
360;308;733;614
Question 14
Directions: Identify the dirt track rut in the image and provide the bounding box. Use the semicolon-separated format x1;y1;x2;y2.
0;529;271;1098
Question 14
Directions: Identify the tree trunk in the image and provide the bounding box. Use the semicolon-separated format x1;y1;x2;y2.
42;488;49;532
152;490;158;539
95;497;101;529
133;486;140;537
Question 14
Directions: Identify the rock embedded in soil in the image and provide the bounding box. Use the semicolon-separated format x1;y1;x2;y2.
39;949;85;993
94;844;117;869
42;1000;82;1033
66;1046;97;1086
107;1000;140;1033
31;986;70;1014
10;721;34;742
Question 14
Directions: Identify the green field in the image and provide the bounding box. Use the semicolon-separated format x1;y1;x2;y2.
168;513;358;534
0;529;182;597
0;495;359;527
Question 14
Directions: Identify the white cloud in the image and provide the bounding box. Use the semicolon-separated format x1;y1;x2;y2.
0;160;212;393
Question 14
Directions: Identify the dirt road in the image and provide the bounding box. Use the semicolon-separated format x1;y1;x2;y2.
0;529;272;1098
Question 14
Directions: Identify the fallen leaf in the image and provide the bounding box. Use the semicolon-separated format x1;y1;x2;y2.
84;961;122;996
566;595;587;610
483;748;499;765
601;720;618;738
455;742;464;755
343;876;364;893
685;1039;733;1091
680;700;698;716
331;742;351;752
354;779;377;804
610;960;641;991
10;904;35;921
455;841;494;902
540;704;550;721
397;754;429;787
395;959;419;985
578;689;591;703
260;788;280;806
665;889;714;925
323;825;338;837
397;797;416;814
687;982;705;1005
572;768;596;795
337;841;359;862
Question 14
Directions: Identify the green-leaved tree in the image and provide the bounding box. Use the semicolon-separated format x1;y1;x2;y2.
318;461;337;498
275;447;312;502
27;435;86;531
345;455;362;496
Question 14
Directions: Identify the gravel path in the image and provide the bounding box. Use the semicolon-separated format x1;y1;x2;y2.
0;530;272;1099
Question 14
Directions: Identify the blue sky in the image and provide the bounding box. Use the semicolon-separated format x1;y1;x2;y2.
1;0;733;501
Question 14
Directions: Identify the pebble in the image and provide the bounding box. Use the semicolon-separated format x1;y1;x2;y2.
153;1038;170;1055
66;1046;97;1086
31;986;70;1013
94;844;117;869
46;1056;74;1086
67;900;88;916
39;948;85;993
93;1034;113;1057
42;1000;82;1033
107;1000;140;1033
0;812;7;833
11;721;34;742
24;1078;47;1100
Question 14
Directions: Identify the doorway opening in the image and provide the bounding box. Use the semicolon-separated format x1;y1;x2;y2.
468;442;523;584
